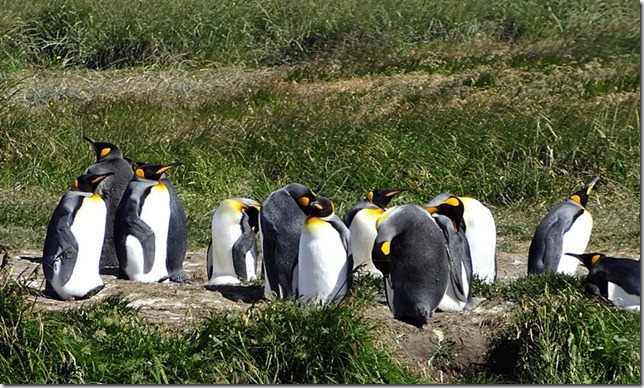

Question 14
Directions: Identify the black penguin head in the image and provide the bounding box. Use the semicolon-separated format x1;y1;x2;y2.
134;162;182;181
570;176;600;208
367;188;406;209
84;136;124;161
244;205;261;232
309;197;335;218
72;172;114;193
566;252;606;271
425;196;465;232
284;183;317;215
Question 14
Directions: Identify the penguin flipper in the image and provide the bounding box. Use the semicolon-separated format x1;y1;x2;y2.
126;217;156;274
206;240;214;280
43;208;79;286
259;214;281;296
291;262;299;297
231;211;256;280
528;204;580;273
586;269;609;298
164;178;187;276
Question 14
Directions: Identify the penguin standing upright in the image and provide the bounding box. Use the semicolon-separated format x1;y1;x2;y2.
259;183;317;299
343;188;404;277
207;198;261;285
426;196;474;311
568;252;640;312
83;136;134;268
114;162;188;283
372;204;450;327
528;177;600;275
296;197;352;306
426;193;497;283
42;172;114;300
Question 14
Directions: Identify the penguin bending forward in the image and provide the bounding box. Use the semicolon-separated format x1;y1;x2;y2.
343;188;404;277
259;183;317;299
426;196;474;311
528;177;600;275
207;198;261;285
115;162;188;283
42;172;114;300
83;136;134;268
568;252;640;312
296;197;353;306
372;204;450;327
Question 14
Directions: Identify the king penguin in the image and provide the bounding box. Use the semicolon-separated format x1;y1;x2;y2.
207;197;261;285
372;204;450;327
42;172;114;300
528;177;600;275
259;183;317;299
83;136;134;269
426;193;497;284
426;196;474;311
114;162;188;283
343;188;404;277
296;197;353;306
567;252;640;312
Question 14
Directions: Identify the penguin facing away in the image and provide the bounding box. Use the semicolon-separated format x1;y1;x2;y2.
207;197;261;285
568;252;640;312
528;177;600;275
259;183;317;299
343;188;405;277
426;196;474;311
372;204;450;327
295;197;353;306
42;172;114;300
114;162;187;283
83;136;134;269
426;193;497;284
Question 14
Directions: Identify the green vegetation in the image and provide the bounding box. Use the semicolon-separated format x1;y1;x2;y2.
0;0;639;384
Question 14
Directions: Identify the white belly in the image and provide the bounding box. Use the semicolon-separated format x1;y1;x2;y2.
349;209;382;276
557;211;592;275
54;196;106;299
462;197;497;284
608;281;640;311
125;186;170;282
298;222;349;305
438;262;469;312
209;213;243;284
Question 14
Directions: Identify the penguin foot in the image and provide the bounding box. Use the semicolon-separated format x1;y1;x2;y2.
81;284;106;299
169;271;191;284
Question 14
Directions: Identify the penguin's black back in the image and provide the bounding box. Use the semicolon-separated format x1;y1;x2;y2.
589;257;640;297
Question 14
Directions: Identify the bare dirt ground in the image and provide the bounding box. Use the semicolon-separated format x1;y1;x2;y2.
5;242;639;383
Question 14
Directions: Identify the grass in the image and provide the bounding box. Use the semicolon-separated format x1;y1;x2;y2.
0;0;639;384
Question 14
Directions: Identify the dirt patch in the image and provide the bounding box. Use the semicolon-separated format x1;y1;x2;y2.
5;244;638;382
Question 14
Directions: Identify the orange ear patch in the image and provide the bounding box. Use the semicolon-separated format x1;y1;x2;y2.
100;147;111;159
136;168;145;178
381;241;391;255
570;194;581;205
299;197;310;207
591;254;601;266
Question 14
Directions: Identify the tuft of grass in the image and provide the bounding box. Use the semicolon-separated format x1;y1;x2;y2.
472;272;586;302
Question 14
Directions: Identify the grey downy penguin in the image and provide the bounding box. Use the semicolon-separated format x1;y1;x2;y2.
343;188;404;277
568;252;640;312
114;162;188;283
83;136;134;269
372;204;450;327
528;177;600;275
207;197;261;285
426;193;497;283
42;172;114;300
426;196;475;311
296;197;353;306
259;183;317;299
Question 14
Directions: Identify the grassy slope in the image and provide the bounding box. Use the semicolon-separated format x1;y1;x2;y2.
0;0;640;384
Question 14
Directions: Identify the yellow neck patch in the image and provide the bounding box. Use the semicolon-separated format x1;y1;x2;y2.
305;216;325;226
89;192;102;202
381;241;391;255
100;147;111;159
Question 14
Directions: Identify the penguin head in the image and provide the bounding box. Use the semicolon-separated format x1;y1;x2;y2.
134;162;182;181
367;188;406;209
309;197;335;218
425;196;465;232
570;176;600;208
284;183;317;215
72;172;114;193
566;252;606;270
83;136;124;161
231;198;261;232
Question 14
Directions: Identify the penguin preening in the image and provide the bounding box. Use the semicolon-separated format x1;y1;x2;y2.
528;177;600;275
259;183;317;299
372;204;449;327
426;193;497;284
114;162;188;283
426;196;474;312
207;198;261;285
296;197;353;306
83;136;134;269
343;188;404;277
568;252;640;312
42;172;114;300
